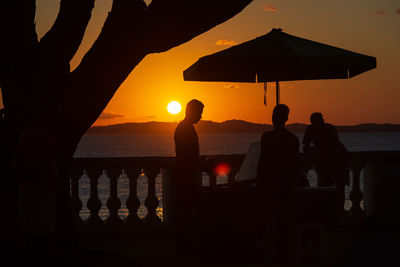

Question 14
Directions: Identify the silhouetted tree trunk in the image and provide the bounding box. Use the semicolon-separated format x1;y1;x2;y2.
0;0;252;234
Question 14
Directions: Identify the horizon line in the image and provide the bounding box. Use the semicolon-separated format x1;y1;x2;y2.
92;119;400;127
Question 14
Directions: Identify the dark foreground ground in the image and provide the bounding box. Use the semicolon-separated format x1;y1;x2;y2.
3;218;400;267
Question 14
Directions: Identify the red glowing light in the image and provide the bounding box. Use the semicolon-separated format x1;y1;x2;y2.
214;163;231;176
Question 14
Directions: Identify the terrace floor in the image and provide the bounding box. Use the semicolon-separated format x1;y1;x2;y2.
2;218;400;266
71;219;400;267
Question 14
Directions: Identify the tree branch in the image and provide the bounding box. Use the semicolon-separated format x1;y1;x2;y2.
0;0;38;114
65;0;147;135
0;0;38;76
66;0;252;136
38;0;95;67
145;0;253;53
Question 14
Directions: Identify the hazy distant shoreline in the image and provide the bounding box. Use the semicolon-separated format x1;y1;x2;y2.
87;120;400;134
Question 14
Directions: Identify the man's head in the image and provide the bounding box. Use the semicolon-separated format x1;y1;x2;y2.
272;104;289;128
185;99;204;124
310;112;324;126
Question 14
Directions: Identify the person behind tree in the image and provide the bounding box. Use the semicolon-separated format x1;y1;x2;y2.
173;99;204;256
303;112;349;212
256;104;302;259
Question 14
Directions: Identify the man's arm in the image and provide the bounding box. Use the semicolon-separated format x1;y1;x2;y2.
328;123;340;141
302;126;312;154
291;136;301;170
302;126;313;170
256;134;267;186
174;124;198;168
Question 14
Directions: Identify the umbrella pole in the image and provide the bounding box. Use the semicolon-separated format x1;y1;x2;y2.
263;82;267;106
276;81;280;105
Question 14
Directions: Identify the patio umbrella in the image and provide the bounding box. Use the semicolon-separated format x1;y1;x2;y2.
183;28;376;105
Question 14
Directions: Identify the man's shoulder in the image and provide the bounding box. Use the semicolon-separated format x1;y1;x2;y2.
175;121;191;133
174;121;196;142
261;130;274;139
304;124;316;133
284;128;299;142
323;123;338;133
325;123;336;129
261;129;298;142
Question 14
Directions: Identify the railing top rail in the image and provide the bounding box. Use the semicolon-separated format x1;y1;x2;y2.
72;151;400;167
346;151;400;163
72;156;176;169
72;154;247;170
70;151;400;179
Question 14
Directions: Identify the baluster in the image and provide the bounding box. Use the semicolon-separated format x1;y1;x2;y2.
204;158;216;186
349;162;364;218
106;169;123;226
144;168;161;224
70;169;84;226
125;168;142;225
86;169;104;225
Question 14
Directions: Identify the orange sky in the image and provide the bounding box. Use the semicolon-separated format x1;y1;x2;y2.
1;0;399;126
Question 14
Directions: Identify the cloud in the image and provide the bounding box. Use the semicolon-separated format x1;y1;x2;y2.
396;8;400;15
224;84;239;89
135;115;156;120
216;40;238;46
262;3;278;12
375;9;386;15
99;112;126;120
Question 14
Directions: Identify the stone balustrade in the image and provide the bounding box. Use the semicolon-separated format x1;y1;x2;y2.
71;157;173;229
70;151;400;229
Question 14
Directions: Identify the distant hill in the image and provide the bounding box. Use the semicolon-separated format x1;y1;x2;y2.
87;120;400;134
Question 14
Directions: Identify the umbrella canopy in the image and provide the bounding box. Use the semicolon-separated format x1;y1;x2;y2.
183;28;376;104
184;28;376;82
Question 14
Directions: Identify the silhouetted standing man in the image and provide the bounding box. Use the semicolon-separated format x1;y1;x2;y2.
303;112;349;211
257;104;301;259
173;99;204;256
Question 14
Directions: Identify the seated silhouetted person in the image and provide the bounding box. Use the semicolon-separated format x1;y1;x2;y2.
173;99;204;256
303;112;349;211
256;104;302;259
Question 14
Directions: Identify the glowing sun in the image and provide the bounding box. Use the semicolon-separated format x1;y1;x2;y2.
167;101;182;114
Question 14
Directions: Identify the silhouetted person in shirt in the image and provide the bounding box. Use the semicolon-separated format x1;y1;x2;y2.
303;112;349;211
257;104;301;259
173;99;204;257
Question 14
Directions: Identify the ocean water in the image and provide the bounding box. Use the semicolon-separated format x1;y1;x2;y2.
73;132;400;220
74;132;400;158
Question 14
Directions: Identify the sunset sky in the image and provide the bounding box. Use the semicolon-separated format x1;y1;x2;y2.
2;0;399;126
